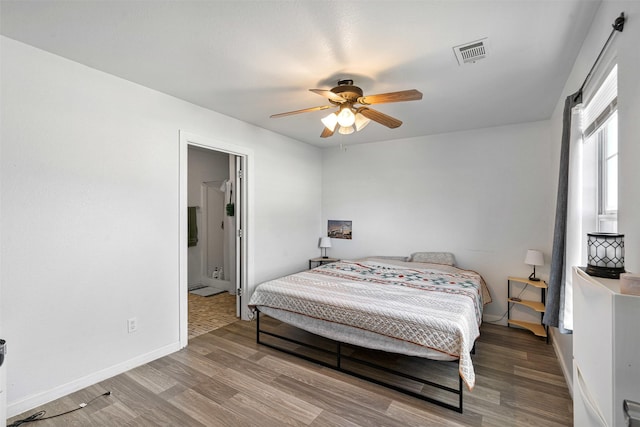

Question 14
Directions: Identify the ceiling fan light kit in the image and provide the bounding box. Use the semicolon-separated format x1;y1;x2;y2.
354;112;371;131
321;112;338;132
271;79;423;138
337;106;356;127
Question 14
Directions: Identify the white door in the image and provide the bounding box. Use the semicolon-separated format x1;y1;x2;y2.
234;155;243;317
1;292;6;426
1;211;5;425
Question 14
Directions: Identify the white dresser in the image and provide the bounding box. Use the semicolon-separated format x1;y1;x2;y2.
573;266;640;426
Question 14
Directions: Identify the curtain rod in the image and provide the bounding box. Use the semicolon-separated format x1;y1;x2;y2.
573;12;626;102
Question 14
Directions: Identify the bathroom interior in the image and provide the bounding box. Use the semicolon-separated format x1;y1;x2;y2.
187;146;238;337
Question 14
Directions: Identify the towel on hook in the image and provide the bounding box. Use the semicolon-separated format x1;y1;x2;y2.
188;206;198;247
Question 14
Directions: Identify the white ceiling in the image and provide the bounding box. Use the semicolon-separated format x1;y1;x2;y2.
0;0;601;147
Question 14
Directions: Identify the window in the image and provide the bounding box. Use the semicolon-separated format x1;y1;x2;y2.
582;64;618;233
596;111;618;231
562;64;618;331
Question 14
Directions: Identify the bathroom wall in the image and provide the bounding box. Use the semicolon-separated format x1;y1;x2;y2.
187;146;229;286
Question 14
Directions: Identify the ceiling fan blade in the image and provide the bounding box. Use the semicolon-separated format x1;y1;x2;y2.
358;107;402;129
358;89;423;105
320;126;335;138
309;89;346;103
270;105;331;118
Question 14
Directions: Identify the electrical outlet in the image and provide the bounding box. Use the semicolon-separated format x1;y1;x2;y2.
127;317;138;333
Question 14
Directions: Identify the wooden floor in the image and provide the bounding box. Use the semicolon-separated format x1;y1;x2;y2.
188;292;238;339
8;321;573;426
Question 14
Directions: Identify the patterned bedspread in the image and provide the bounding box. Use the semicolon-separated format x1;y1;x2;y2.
248;259;487;390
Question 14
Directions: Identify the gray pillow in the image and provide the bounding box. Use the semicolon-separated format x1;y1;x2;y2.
409;252;456;266
367;256;410;262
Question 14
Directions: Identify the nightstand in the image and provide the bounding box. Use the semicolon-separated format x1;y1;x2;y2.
309;257;339;269
507;276;549;343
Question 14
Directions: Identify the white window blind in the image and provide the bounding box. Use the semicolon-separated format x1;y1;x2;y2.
582;64;617;138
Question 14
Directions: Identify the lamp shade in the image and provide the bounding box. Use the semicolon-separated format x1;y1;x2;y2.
354;112;371;131
337;107;356;127
319;237;332;248
321;113;338;131
586;232;625;278
524;250;544;266
338;125;354;135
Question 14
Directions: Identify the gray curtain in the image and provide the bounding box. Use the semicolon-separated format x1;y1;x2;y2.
543;90;582;332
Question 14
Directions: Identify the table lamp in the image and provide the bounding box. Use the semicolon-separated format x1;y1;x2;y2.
319;237;332;258
525;249;544;281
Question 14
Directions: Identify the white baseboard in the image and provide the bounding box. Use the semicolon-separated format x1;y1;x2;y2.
482;313;507;325
7;342;180;418
549;328;574;398
200;276;232;292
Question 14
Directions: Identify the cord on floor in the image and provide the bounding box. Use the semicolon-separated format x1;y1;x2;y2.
8;391;111;427
484;285;529;324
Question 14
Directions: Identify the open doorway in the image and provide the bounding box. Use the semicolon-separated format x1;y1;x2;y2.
186;146;237;339
187;148;233;295
179;131;253;348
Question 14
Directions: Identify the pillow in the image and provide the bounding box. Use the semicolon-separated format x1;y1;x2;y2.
367;255;410;262
409;252;456;266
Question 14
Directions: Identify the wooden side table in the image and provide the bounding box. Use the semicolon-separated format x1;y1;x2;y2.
507;276;549;343
309;257;339;269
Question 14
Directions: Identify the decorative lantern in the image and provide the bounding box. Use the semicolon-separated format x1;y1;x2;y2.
586;232;625;279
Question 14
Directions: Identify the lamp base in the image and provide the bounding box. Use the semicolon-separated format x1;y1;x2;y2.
528;272;541;282
322;256;328;259
586;265;625;279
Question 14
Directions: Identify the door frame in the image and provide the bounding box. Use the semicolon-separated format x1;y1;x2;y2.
179;131;254;348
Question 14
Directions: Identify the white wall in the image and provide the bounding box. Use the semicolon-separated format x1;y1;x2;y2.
0;36;322;416
322;120;554;322
546;1;640;392
616;2;640;274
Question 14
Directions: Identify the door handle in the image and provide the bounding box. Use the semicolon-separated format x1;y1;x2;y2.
624;400;640;427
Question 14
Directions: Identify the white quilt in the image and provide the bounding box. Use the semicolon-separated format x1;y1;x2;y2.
249;259;487;390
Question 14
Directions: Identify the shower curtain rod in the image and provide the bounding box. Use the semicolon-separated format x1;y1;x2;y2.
573;12;625;102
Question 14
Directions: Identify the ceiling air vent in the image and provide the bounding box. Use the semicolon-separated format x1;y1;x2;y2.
453;38;488;65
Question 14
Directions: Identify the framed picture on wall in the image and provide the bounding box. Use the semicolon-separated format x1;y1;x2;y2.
328;220;352;240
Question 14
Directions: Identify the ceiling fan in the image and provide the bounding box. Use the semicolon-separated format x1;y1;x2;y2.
270;80;423;138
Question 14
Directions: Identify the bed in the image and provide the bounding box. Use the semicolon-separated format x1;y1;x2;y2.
248;254;491;412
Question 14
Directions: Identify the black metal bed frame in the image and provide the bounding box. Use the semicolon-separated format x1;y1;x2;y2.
255;310;464;413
